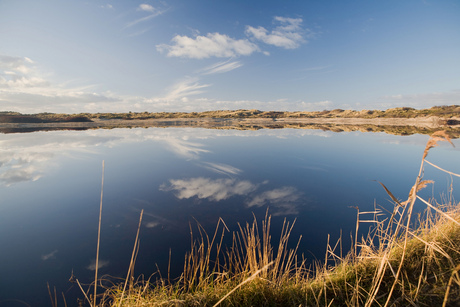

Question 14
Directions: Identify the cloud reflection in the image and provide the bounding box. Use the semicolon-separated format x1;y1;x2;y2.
161;177;302;216
160;177;257;201
247;186;302;216
163;138;210;159
0;129;213;185
41;250;58;261
145;221;160;228
0;128;325;186
200;162;242;176
0;165;42;185
86;259;110;271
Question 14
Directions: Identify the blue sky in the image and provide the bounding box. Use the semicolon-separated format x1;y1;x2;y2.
0;0;459;113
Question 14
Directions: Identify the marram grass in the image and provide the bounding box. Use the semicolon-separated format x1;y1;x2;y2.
74;131;459;307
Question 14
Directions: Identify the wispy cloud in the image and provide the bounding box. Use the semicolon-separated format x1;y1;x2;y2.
201;60;243;75
157;33;260;59
301;65;333;72
245;16;307;49
125;4;167;29
41;250;58;261
160;77;210;102
125;12;162;28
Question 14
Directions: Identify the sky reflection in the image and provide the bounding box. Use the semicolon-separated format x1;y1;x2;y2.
0;127;458;306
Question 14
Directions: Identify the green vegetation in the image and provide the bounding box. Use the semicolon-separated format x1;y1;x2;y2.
63;131;460;307
1;105;460;123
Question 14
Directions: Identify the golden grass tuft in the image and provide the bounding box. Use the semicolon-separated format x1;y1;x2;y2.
71;131;459;307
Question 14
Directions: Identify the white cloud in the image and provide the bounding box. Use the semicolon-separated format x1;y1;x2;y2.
245;16;306;49
161;177;257;201
0;55;34;74
201;60;243;75
0;55;49;90
139;4;155;12
157;16;310;59
157;33;260;59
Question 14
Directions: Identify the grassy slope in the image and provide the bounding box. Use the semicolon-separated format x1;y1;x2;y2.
82;132;460;307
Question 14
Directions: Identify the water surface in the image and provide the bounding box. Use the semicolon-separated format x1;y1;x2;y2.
0;127;458;306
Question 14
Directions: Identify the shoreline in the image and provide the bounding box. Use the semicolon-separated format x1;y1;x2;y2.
0;115;459;129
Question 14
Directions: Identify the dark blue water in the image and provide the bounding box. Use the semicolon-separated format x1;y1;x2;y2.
0;128;458;306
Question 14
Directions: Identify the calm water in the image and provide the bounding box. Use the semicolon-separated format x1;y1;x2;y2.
0;127;459;306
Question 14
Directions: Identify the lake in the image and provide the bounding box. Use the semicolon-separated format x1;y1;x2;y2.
0;126;458;306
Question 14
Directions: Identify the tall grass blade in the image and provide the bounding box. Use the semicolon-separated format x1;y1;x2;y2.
94;160;105;307
425;160;460;178
117;209;144;307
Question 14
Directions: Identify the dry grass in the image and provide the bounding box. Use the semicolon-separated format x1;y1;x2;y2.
71;131;460;307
